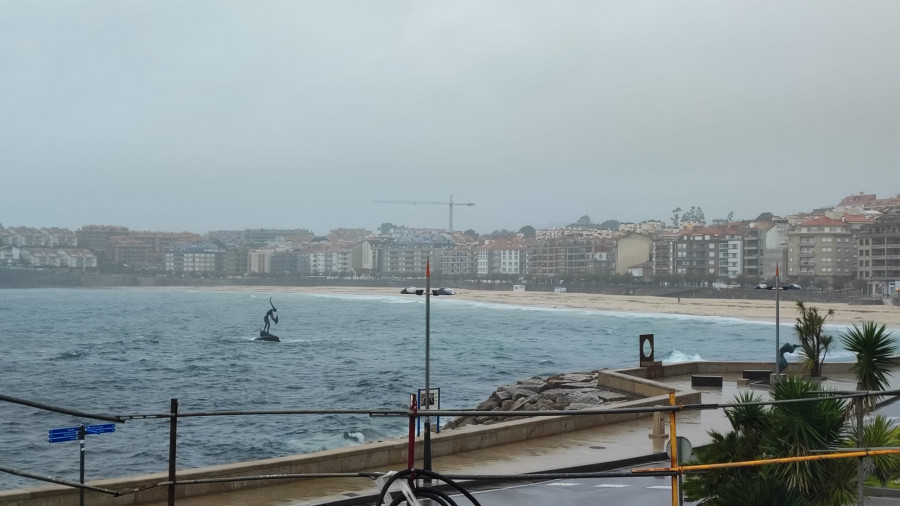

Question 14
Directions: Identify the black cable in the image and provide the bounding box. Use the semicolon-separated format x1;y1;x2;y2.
418;487;457;506
388;487;457;506
376;469;480;506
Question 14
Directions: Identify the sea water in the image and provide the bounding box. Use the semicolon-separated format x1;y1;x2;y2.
0;288;856;489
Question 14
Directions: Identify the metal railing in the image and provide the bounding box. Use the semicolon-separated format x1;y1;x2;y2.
3;389;900;506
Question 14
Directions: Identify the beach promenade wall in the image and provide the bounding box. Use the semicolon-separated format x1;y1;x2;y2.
5;360;833;506
0;270;867;305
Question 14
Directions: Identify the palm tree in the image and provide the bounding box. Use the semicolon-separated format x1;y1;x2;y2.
794;301;835;377
684;376;855;505
763;375;853;502
683;392;778;506
840;321;898;397
855;415;900;486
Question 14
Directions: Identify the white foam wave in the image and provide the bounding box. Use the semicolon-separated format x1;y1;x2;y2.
343;431;365;443
306;293;419;305
660;350;703;363
451;298;777;326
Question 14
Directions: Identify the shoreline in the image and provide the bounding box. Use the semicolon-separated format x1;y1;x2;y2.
145;285;900;328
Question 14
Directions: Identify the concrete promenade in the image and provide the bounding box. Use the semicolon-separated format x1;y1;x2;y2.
151;366;865;506
0;361;881;506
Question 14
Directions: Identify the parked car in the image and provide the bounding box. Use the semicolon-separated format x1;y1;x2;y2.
783;283;803;290
753;283;768;289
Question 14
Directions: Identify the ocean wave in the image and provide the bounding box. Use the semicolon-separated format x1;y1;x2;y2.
54;350;88;360
343;431;365;443
659;350;704;363
307;293;418;305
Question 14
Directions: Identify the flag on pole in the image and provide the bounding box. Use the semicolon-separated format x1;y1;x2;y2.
426;258;430;278
776;263;779;277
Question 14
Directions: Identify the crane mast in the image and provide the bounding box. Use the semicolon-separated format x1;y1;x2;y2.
373;194;475;233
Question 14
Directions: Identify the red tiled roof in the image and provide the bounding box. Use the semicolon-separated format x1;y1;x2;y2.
798;216;845;226
842;214;875;223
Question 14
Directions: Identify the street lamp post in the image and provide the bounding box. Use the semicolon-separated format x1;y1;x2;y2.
424;257;432;472
775;263;780;376
399;257;456;473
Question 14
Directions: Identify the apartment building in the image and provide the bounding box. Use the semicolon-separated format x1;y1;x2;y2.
302;243;353;275
742;223;767;277
0;227;77;247
76;225;130;254
248;249;272;274
221;245;251;275
164;242;225;275
108;237;153;268
526;236;595;277
759;220;790;279
106;231;203;270
19;248;97;269
245;243;306;275
350;240;377;275
651;232;677;278
379;235;456;275
786;217;855;282
717;234;744;278
0;245;20;265
64;249;97;269
671;227;722;279
271;250;301;274
615;233;652;275
856;210;900;296
438;245;476;276
477;239;527;277
592;239;617;276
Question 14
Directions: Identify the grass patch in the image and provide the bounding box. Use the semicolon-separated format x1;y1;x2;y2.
865;476;900;489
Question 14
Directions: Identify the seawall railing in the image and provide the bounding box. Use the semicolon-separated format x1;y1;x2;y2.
1;361;896;506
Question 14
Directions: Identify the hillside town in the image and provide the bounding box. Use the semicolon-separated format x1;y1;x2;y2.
2;192;899;297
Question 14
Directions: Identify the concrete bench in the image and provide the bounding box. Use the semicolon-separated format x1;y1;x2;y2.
691;375;723;387
742;369;772;383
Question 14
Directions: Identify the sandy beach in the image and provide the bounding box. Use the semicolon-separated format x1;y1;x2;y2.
184;285;900;329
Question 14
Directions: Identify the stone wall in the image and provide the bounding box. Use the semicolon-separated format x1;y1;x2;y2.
444;371;635;430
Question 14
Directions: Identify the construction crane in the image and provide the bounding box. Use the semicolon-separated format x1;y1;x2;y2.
373;195;475;233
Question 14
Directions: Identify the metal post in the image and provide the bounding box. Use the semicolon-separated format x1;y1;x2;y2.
775;264;780;376
78;424;85;506
668;392;678;506
168;398;178;506
857;396;864;505
408;394;417;471
424;257;432;473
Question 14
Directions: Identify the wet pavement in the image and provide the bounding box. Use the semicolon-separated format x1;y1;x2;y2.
142;371;878;506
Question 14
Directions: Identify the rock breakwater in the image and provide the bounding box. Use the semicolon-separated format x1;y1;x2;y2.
443;371;635;430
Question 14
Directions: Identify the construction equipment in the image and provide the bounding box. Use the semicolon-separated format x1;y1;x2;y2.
373;195;475;233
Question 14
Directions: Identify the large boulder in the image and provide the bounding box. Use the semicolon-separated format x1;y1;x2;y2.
442;370;635;431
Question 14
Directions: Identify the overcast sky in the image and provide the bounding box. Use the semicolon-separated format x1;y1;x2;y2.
2;1;899;235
